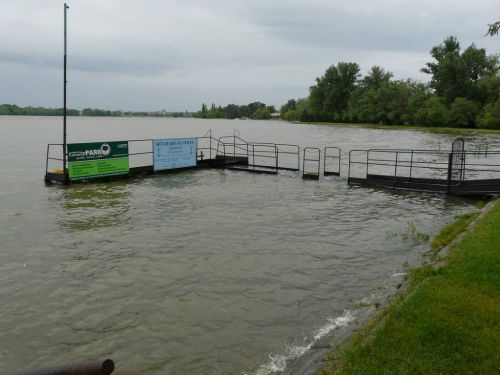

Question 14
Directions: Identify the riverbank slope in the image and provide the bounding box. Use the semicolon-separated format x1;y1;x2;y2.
322;199;499;374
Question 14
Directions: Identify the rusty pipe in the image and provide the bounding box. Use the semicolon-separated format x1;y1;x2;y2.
11;359;114;375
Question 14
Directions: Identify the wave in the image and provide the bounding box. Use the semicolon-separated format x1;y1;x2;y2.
244;310;355;375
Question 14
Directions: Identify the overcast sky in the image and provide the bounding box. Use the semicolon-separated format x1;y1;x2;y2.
1;0;499;111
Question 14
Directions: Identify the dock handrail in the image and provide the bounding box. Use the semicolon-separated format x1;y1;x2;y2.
348;147;500;193
45;143;65;170
349;149;454;184
217;135;249;159
302;147;321;180
324;146;341;176
241;141;300;171
196;136;221;160
249;143;278;169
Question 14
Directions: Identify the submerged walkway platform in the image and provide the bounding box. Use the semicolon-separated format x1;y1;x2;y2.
347;139;500;197
45;133;340;184
45;135;500;197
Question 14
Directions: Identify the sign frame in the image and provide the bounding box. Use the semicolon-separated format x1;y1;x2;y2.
67;141;129;181
153;138;197;171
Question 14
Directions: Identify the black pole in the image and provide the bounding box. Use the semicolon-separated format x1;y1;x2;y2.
447;153;453;194
63;3;69;184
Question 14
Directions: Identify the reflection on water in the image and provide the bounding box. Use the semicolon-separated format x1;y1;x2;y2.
0;117;491;375
52;182;133;231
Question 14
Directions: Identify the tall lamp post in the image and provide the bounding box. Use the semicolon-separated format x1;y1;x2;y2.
63;3;69;184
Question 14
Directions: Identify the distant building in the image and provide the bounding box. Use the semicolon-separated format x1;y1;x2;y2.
153;109;167;117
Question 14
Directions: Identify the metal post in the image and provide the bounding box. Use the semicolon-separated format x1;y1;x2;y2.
275;146;278;169
297;146;300;172
394;152;399;178
393;152;399;188
347;151;351;183
45;144;50;175
337;148;341;175
409;150;414;181
323;148;327;175
447;153;453;194
461;152;466;181
63;3;69;184
366;150;370;176
317;149;320;177
302;149;306;174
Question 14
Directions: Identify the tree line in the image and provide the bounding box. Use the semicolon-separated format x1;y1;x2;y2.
0;104;191;117
280;36;500;129
194;102;277;119
0;104;80;116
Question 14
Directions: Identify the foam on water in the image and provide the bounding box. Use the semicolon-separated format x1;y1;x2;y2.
391;272;407;277
246;310;354;375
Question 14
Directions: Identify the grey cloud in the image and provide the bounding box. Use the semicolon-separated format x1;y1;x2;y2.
1;0;499;111
241;1;494;52
0;51;173;76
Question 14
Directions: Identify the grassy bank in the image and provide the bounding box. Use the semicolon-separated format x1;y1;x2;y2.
323;199;500;375
296;121;500;135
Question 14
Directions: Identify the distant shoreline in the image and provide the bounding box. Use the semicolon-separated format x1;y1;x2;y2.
0;104;193;118
294;121;500;135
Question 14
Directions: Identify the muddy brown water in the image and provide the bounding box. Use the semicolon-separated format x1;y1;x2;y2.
1;117;496;374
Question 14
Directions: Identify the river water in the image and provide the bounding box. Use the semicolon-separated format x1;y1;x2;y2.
0;117;496;374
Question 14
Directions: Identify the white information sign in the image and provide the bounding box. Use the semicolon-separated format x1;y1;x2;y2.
153;138;197;171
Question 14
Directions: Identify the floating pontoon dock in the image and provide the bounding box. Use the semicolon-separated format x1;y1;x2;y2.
347;138;500;196
45;135;500;197
45;132;340;184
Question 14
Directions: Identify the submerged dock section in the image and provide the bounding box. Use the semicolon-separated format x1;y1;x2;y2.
45;131;341;184
348;138;500;196
45;135;500;197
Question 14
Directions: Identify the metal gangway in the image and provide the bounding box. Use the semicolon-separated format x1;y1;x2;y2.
45;130;342;184
347;138;500;196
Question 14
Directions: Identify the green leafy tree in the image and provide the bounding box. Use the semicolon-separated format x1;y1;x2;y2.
224;104;239;119
309;62;361;119
421;36;499;104
415;95;449;126
404;81;430;124
282;109;298;121
448;97;481;127
247;102;266;117
384;82;412;124
475;75;500;104
355;81;413;125
238;105;250;118
477;99;500;129
486;21;500;36
280;99;297;117
252;107;271;119
360;66;393;90
266;105;276;114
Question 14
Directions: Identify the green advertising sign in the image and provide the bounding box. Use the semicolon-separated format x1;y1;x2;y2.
68;141;129;181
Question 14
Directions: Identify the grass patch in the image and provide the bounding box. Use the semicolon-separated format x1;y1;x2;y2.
475;199;488;209
295;121;500;135
385;221;430;244
323;200;500;375
429;211;479;253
